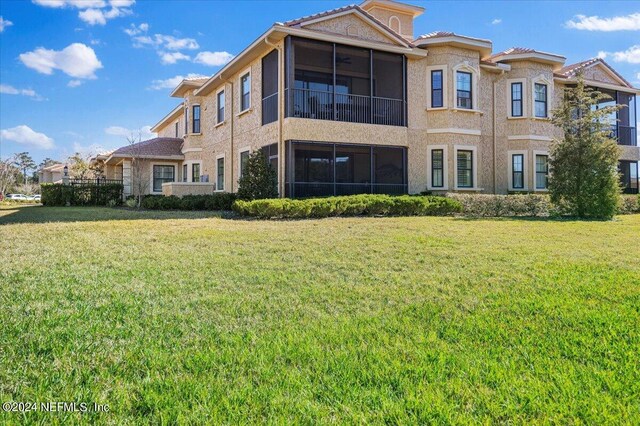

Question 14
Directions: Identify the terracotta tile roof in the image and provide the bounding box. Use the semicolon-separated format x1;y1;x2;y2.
111;137;184;158
486;47;565;62
554;57;633;88
414;31;491;44
282;4;409;46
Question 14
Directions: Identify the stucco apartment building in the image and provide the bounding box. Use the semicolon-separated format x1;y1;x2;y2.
95;0;639;197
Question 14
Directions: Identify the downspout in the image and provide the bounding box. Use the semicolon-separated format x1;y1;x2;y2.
230;79;234;192
493;80;497;193
264;35;285;196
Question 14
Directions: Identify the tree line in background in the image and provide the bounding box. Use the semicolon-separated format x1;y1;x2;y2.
0;152;103;197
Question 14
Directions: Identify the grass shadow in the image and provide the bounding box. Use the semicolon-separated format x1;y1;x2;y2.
0;205;226;225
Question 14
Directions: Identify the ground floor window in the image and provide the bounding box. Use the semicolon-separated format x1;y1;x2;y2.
512;154;524;189
192;163;200;182
285;141;407;197
456;150;473;188
431;149;444;188
182;164;187;182
536;155;549;190
240;151;250;178
619;160;639;194
153;165;174;192
216;158;225;191
260;143;279;178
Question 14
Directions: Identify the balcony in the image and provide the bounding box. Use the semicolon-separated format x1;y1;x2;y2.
285;36;407;127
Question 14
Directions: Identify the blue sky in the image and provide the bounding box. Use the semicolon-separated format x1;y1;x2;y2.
1;0;638;164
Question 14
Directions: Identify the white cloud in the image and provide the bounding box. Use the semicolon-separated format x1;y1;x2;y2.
0;84;46;100
72;142;109;158
124;22;148;36
149;73;208;90
0;16;13;32
491;18;502;25
19;43;103;79
105;125;155;139
1;125;54;149
159;51;190;65
67;79;83;87
193;51;234;67
33;0;133;25
78;6;131;25
597;45;640;64
33;0;107;8
566;13;640;31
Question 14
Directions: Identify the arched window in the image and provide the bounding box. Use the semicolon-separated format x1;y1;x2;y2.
389;16;401;34
452;61;479;111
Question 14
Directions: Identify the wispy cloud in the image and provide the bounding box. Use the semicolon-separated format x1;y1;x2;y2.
597;45;640;64
19;43;103;79
67;80;83;88
32;0;135;26
194;51;234;67
491;18;502;25
105;125;155;139
1;125;54;149
0;16;13;32
0;84;46;101
148;74;208;90
159;52;191;65
566;12;640;31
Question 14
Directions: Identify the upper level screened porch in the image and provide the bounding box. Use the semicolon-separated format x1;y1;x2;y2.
283;36;407;127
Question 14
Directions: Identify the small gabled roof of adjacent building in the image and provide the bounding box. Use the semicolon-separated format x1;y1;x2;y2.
554;57;634;89
414;31;492;56
170;76;210;98
485;47;566;67
109;137;184;160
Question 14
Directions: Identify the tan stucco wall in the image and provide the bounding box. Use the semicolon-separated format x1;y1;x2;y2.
156;110;184;138
162;182;216;196
304;13;397;45
364;6;414;40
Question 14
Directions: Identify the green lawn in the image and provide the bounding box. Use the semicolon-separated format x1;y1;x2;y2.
1;206;639;424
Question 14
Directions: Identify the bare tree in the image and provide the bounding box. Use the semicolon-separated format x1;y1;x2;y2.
127;132;150;208
0;155;20;196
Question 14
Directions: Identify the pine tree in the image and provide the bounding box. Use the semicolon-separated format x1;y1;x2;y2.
237;150;278;200
549;75;622;219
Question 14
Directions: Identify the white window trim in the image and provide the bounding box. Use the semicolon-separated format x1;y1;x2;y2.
216;88;226;125
532;74;553;119
507;78;527;119
215;154;225;192
427;145;449;190
507;150;528;191
452;61;479;111
239;68;252;113
238;147;251;179
453;145;480;191
426;65;448;110
532;150;550;192
151;162;177;194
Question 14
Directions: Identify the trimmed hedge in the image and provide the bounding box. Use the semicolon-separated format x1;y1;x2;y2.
140;193;237;211
41;183;123;207
618;194;640;215
232;194;462;219
446;193;552;217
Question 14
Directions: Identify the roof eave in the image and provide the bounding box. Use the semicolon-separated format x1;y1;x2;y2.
488;53;566;68
554;76;639;94
150;103;184;133
359;0;425;17
415;36;492;57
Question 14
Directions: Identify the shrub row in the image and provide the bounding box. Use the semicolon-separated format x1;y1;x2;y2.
232;194;462;219
446;193;553;217
618;194;640;215
41;183;123;207
140;193;237;211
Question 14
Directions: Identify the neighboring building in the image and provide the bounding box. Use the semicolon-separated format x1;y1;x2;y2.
95;0;640;197
39;163;66;184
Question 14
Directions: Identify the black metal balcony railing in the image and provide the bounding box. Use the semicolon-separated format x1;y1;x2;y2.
262;93;278;125
288;88;405;127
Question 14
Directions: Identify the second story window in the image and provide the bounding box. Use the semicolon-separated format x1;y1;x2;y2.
240;72;251;112
431;70;443;108
184;107;188;134
192;105;200;133
175;122;179;138
217;90;225;124
535;83;547;118
511;82;523;117
456;71;472;109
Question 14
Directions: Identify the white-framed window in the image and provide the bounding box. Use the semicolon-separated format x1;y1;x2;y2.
426;65;448;109
239;149;250;178
182;164;187;182
240;71;251;112
532;75;552;119
506;78;526;118
454;145;478;189
508;150;528;191
427;145;448;190
152;164;175;193
533;150;550;191
192;104;201;133
216;155;225;191
192;162;201;183
452;62;479;111
217;89;225;124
